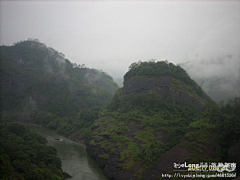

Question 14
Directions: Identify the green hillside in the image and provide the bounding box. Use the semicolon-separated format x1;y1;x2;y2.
86;61;240;180
1;41;239;179
0;39;118;136
0;122;63;180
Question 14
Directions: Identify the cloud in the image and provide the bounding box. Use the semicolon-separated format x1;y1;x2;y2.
0;0;239;86
182;14;240;101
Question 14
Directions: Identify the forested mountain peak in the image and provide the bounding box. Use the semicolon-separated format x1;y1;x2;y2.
1;39;118;135
1;39;115;82
111;60;215;113
86;60;240;180
124;61;203;94
125;60;190;80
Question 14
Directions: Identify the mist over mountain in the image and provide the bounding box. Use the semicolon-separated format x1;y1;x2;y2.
113;77;123;87
1;40;240;179
1;1;240;179
179;16;240;103
113;56;240;103
0;39;118;136
181;55;240;103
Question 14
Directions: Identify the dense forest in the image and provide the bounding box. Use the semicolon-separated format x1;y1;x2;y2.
0;40;118;179
86;61;240;179
0;39;118;137
0;41;239;179
0;122;62;180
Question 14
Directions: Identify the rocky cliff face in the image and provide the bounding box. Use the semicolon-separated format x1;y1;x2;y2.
123;76;214;112
86;117;221;180
87;120;171;180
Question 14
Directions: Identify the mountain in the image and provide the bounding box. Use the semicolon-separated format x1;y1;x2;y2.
0;39;118;136
192;76;240;103
180;60;240;103
1;41;239;179
86;61;240;179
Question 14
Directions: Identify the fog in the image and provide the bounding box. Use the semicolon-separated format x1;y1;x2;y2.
180;14;240;101
1;0;239;98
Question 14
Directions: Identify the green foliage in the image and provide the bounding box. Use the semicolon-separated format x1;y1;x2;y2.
221;97;240;116
0;39;118;136
108;89;197;122
134;131;155;144
88;62;239;178
189;119;215;129
119;142;141;170
89;139;96;146
98;154;109;159
184;130;210;144
87;60;239;179
217;97;240;160
88;60;226;177
90;105;196;170
179;141;206;163
0;122;62;180
180;97;240;165
124;60;203;97
139;142;165;165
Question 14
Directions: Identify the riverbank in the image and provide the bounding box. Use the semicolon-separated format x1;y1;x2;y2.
24;123;108;180
68;130;86;144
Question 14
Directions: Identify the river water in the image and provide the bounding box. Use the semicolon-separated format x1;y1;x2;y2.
25;124;108;180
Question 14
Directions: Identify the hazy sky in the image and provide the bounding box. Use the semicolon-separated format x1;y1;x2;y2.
0;0;239;78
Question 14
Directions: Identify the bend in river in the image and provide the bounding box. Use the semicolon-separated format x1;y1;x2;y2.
25;124;108;180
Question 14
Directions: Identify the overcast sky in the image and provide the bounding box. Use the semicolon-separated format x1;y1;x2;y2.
0;0;239;78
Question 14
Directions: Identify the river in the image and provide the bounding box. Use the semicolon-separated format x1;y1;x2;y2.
25;124;108;180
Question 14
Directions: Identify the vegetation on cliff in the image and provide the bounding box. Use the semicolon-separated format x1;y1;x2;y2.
87;61;240;179
1;40;239;180
0;122;63;180
0;39;120;180
124;60;203;97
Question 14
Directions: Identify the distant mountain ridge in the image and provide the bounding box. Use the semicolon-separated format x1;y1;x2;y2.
180;60;240;103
